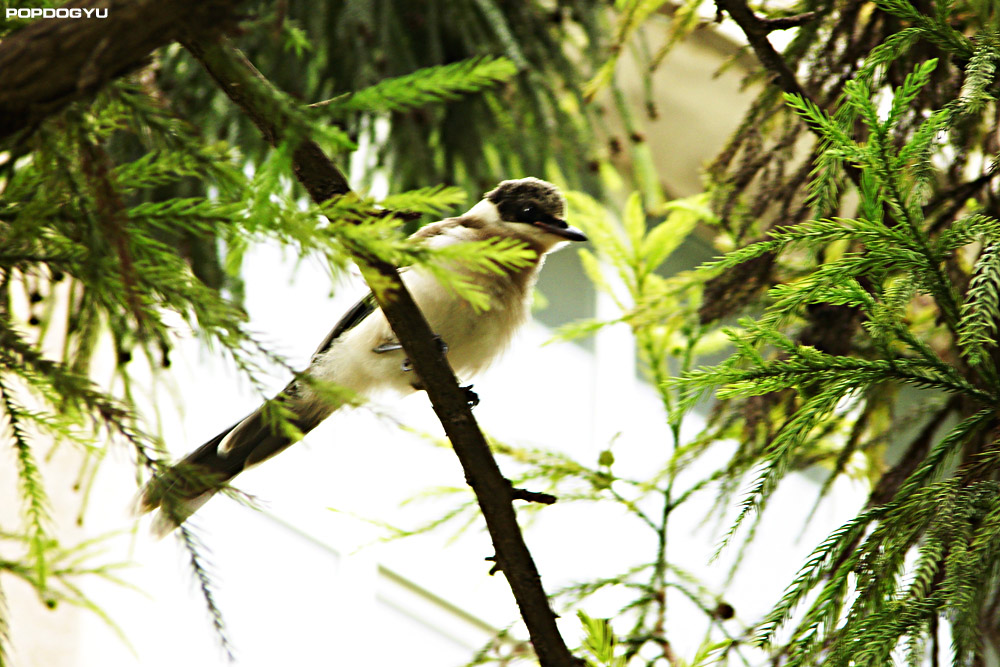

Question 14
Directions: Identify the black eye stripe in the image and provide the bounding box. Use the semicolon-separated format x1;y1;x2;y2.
541;213;568;228
496;197;565;226
520;207;566;228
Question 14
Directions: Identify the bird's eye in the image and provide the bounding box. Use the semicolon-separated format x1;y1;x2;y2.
521;204;539;222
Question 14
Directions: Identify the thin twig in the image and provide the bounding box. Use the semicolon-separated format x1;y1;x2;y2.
510;487;558;505
758;12;819;31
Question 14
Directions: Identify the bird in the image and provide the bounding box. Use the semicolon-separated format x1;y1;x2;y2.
139;177;587;534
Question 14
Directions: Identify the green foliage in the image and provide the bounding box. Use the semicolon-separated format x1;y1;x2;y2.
322;56;518;115
579;610;628;667
439;2;1000;664
872;0;973;58
959;33;1000;114
679;60;1000;576
150;0;613;198
415;235;538;312
958;241;1000;365
584;0;671;101
0;529;136;652
656;4;1000;664
5;379;52;592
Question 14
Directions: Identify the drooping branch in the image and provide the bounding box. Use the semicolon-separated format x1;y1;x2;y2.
699;0;865;326
0;0;246;141
180;36;580;667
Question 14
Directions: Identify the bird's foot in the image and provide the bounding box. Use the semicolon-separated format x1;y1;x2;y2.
462;385;480;408
400;336;448;372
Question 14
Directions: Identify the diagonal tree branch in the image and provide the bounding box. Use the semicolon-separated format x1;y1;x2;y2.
713;0;810;100
0;0;246;142
180;36;580;667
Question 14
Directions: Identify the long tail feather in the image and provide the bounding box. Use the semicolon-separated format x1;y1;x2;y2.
138;398;329;535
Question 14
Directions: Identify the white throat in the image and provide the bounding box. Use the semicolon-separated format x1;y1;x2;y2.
465;198;502;224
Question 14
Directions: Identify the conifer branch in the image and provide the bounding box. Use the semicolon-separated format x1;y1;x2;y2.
0;0;247;141
313;57;518;114
181;35;579;667
866;398;959;508
0;377;53;593
176;524;235;661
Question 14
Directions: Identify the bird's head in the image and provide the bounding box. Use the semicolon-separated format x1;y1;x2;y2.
475;177;587;250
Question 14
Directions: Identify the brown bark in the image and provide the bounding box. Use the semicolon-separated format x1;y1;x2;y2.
0;0;245;141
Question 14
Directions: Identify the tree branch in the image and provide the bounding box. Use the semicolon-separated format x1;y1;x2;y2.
699;0;866;327
713;0;808;100
181;36;579;667
511;487;558;505
758;12;819;32
0;0;246;142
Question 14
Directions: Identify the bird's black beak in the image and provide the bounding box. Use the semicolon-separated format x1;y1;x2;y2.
534;217;588;242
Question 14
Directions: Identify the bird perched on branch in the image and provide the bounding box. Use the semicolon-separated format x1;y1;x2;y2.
139;177;587;534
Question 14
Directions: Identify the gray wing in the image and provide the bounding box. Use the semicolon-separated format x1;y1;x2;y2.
311;292;379;356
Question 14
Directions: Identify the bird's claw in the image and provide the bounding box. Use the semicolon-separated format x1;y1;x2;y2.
462;385;480;408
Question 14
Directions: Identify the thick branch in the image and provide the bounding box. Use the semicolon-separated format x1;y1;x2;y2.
181;37;578;667
0;0;245;142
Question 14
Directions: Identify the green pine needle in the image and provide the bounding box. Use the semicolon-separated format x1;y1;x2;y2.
321;56;517;115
